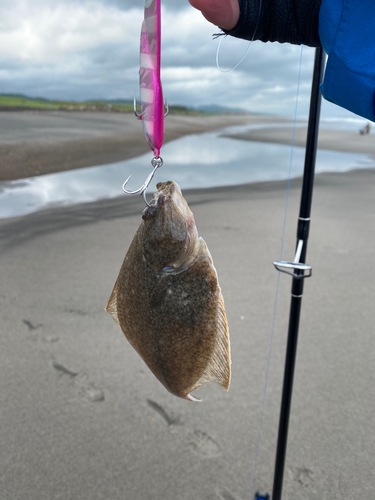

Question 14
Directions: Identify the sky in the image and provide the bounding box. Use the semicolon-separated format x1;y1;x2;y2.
0;0;362;120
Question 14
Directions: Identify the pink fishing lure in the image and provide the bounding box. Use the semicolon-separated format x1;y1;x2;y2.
138;0;164;157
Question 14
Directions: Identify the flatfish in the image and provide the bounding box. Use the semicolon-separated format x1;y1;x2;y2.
106;181;231;401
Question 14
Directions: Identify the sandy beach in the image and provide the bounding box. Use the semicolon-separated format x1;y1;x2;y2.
1;111;374;182
1;111;375;499
0;111;282;181
223;125;375;155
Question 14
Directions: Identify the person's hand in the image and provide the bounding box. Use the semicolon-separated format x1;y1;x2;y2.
188;0;240;31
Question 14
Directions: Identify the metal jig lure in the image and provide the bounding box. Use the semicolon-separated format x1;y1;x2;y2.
123;0;167;206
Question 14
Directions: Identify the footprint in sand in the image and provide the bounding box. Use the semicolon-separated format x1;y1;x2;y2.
188;429;221;457
146;399;221;457
290;466;315;488
23;319;59;343
52;359;105;402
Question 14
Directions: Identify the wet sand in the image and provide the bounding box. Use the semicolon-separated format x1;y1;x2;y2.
1;168;375;499
0;111;285;181
1;111;375;499
1;111;374;183
223;125;375;155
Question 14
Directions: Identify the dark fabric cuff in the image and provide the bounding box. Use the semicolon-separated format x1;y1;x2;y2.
221;0;322;47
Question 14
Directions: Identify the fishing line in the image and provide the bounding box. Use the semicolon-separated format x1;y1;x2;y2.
216;0;262;73
250;45;304;500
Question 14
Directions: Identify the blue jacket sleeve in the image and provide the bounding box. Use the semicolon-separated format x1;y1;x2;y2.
319;0;375;122
223;0;375;122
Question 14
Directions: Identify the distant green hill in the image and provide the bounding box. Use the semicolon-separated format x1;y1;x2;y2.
0;94;208;115
0;94;134;112
0;93;248;115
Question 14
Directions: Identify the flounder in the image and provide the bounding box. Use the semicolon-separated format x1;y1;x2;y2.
106;181;231;401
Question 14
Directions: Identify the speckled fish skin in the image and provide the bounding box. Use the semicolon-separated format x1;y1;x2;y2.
106;181;231;401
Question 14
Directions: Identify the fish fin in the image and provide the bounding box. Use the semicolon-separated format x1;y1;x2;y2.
105;279;120;326
187;393;202;402
195;293;231;391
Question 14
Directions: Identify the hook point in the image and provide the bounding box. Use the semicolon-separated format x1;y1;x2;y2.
134;98;142;120
122;156;163;206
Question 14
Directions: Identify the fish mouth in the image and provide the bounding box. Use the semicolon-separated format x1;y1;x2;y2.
143;181;188;220
157;182;190;220
157;181;182;202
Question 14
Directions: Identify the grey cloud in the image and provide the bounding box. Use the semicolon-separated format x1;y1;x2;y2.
0;0;337;118
160;39;316;114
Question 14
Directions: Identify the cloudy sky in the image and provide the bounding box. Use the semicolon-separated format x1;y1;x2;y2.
0;0;356;120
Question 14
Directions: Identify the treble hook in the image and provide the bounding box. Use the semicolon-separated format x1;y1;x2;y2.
133;97;141;120
164;99;169;117
133;97;169;119
122;156;163;207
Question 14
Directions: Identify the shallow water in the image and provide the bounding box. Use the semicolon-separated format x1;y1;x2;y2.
0;122;374;219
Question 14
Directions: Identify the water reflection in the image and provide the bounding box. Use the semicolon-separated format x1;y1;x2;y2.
0;124;374;219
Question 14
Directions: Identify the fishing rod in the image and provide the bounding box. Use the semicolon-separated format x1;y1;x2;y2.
256;46;327;500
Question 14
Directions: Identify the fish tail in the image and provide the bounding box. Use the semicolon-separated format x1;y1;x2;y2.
186;393;202;402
